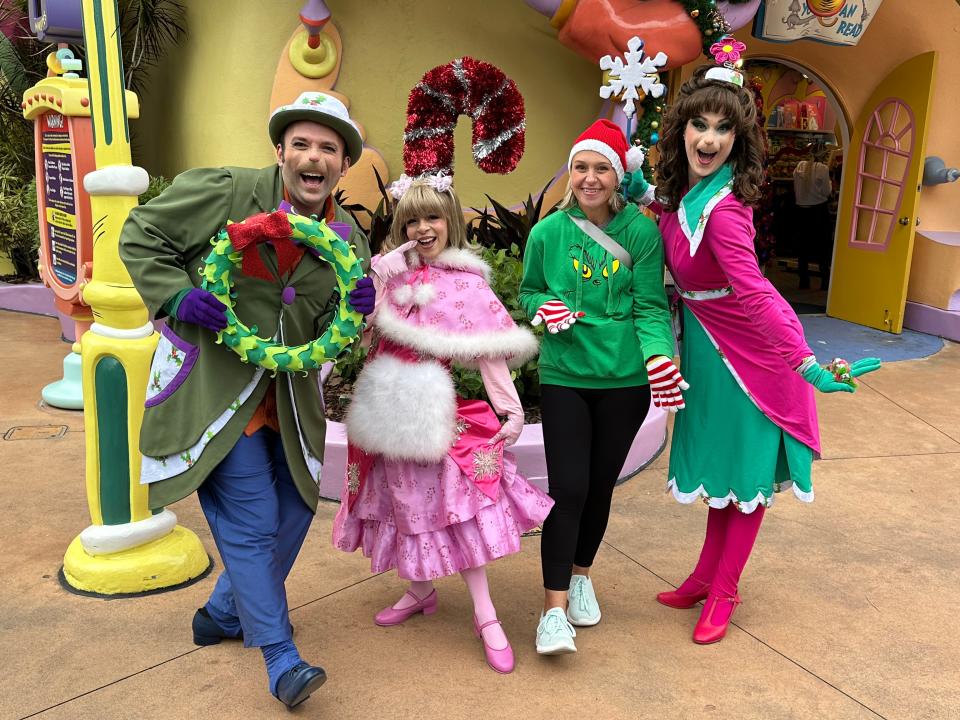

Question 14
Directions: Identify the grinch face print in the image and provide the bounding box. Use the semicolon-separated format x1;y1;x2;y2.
569;243;622;287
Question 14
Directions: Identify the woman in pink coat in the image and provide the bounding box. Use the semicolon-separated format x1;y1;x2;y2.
642;45;880;644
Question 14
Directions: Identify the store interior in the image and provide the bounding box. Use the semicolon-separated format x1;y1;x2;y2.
746;59;845;314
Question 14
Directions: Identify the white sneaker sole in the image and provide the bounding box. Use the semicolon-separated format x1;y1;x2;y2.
567;610;601;627
536;639;577;655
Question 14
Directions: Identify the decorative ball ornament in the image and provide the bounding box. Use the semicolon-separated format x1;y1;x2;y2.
680;0;733;54
201;212;365;373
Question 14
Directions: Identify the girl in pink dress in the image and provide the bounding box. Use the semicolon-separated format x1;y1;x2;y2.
640;44;880;644
332;179;553;673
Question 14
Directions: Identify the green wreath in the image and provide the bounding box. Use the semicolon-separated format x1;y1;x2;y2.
200;212;364;373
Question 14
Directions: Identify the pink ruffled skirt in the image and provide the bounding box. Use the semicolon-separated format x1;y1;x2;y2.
332;452;553;581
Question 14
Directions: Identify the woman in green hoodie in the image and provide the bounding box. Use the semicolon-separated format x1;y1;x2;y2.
520;119;686;655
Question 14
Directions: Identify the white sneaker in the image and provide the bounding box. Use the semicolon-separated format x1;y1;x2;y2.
566;574;602;627
536;607;577;655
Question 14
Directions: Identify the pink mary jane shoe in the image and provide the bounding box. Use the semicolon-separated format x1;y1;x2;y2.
692;593;741;645
473;616;515;674
374;589;438;627
656;579;710;609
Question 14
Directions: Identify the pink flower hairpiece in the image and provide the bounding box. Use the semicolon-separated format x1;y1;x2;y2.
710;38;746;65
705;36;746;88
388;171;455;200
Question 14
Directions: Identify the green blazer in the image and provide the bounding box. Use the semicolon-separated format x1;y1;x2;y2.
120;165;371;511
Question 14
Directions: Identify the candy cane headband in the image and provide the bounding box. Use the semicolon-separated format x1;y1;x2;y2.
389;57;526;199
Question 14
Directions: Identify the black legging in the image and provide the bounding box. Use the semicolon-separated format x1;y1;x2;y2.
539;383;651;591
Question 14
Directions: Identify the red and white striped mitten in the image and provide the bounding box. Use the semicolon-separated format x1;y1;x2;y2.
645;356;689;412
531;300;585;334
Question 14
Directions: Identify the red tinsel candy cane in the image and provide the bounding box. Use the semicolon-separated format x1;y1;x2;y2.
402;57;526;177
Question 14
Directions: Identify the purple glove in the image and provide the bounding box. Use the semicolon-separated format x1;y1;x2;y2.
347;276;376;316
176;288;228;331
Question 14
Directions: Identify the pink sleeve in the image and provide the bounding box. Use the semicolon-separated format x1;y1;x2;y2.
366;253;409;323
708;201;813;368
477;357;523;419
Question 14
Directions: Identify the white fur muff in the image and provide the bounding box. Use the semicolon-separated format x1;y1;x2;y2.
345;353;457;463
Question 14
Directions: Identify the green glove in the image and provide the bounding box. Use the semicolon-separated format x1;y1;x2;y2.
799;356;882;393
621;170;655;206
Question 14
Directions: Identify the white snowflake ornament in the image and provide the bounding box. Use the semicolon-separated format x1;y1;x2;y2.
599;36;668;118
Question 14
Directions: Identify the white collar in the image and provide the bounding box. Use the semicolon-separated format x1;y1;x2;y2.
405;247;492;282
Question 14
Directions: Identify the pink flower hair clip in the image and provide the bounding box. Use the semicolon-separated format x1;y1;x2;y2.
705;36;746;88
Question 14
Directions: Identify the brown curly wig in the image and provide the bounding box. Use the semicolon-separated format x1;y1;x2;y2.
655;65;767;213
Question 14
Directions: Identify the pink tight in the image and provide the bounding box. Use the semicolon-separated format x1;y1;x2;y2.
392;566;508;650
678;504;765;604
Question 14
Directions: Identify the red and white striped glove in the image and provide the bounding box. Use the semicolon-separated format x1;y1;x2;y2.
645;355;689;412
531;300;585;334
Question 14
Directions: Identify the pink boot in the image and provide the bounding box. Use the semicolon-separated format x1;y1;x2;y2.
473;617;514;674
374;589;438;627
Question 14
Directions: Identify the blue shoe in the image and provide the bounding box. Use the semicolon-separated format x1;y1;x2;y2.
536;607;577;655
274;661;327;710
566;574;602;627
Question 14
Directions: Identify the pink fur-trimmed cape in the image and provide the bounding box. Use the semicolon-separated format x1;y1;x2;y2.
346;248;538;463
374;247;539;368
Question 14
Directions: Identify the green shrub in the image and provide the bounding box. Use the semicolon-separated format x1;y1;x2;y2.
139;174;172;204
0;169;40;279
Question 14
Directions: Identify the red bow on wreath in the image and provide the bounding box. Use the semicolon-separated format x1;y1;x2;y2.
225;210;304;282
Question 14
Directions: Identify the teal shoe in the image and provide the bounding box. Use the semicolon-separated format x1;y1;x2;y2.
536;607;577;655
567;574;602;627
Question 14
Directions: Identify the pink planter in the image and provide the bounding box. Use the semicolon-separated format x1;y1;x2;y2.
317;364;668;500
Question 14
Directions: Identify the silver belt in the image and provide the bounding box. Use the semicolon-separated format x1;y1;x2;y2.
677;286;733;301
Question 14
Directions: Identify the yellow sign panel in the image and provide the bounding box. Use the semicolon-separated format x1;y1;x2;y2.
46;206;77;230
41;142;72;154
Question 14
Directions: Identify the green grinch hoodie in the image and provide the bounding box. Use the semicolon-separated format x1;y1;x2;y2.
520;204;674;389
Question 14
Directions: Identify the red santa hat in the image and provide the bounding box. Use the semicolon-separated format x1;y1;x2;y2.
567;119;644;182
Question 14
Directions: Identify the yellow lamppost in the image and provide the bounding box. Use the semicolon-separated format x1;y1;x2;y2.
25;0;209;594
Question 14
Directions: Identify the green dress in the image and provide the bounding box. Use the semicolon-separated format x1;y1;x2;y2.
667;305;814;514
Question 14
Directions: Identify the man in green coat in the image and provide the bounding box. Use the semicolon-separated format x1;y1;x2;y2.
119;92;372;709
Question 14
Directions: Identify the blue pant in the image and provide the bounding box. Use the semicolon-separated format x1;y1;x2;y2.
198;429;314;647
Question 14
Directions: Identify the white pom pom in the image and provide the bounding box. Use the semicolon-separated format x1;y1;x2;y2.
626;145;645;173
392;285;414;305
412;283;436;307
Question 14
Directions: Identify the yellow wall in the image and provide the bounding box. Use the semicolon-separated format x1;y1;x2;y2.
723;0;960;233
137;0;603;209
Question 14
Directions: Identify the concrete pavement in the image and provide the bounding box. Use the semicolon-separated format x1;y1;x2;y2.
1;309;957;720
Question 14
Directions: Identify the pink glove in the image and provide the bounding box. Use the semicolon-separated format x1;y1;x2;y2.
645;355;689;412
371;240;418;282
531;300;585;334
479;358;525;447
489;413;524;447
